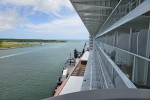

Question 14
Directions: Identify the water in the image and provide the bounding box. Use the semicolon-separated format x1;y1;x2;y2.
0;40;86;100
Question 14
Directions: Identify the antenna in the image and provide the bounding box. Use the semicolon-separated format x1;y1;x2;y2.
70;53;71;59
69;53;71;65
82;42;86;54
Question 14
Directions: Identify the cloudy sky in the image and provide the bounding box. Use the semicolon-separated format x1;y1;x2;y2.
0;0;89;40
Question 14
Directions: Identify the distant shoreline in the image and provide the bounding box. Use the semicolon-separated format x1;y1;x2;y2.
0;39;67;49
0;39;67;43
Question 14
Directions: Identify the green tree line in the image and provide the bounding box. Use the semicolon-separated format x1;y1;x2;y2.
0;39;67;43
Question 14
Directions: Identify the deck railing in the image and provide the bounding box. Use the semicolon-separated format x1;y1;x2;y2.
94;42;136;88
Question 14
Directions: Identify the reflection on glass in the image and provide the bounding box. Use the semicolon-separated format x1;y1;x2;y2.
99;42;150;88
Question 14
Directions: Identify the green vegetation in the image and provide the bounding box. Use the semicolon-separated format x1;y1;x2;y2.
0;39;67;48
0;39;67;43
0;42;39;48
0;41;2;47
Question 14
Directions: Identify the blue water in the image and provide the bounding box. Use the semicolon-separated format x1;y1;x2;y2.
0;41;86;100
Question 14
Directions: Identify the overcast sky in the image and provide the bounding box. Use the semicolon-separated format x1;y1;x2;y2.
0;0;89;40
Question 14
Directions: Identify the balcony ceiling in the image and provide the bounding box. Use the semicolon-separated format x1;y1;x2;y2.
70;0;118;36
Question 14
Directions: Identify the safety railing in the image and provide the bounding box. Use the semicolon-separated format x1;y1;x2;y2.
94;42;136;88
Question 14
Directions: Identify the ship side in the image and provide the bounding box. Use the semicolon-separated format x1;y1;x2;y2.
43;0;150;100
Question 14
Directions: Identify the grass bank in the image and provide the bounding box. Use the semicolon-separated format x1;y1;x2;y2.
0;39;67;49
0;39;67;43
0;42;40;48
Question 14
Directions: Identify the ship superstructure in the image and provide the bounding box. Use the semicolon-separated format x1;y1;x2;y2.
71;0;150;89
43;0;150;99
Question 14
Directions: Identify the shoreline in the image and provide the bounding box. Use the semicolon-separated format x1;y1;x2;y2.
0;39;67;50
0;44;44;50
0;41;67;50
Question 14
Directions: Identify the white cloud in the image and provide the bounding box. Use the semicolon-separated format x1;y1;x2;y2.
27;15;82;29
25;15;88;36
1;0;73;16
0;0;74;31
0;9;26;31
0;0;89;39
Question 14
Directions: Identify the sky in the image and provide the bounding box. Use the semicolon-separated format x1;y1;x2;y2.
0;0;89;40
